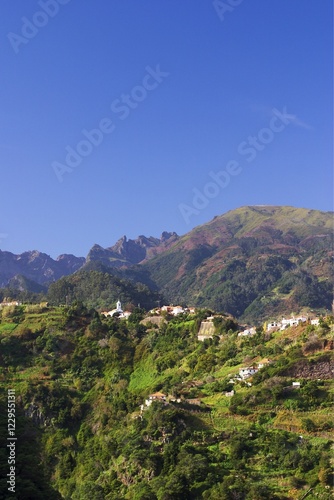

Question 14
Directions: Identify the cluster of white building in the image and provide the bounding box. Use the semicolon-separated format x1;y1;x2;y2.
140;392;204;413
102;301;194;320
267;315;320;332
238;327;256;337
227;359;273;387
237;313;321;338
149;305;196;316
0;299;21;308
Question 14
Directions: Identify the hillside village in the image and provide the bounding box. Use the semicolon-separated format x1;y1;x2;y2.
0;298;333;499
86;300;332;423
1;297;323;332
135;306;328;414
99;300;324;341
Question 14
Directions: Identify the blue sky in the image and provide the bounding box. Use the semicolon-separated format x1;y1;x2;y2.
0;0;332;258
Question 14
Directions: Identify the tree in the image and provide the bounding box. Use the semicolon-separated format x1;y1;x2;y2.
318;467;333;487
72;482;105;500
302;418;316;432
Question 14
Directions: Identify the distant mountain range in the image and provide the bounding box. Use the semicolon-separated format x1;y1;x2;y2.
0;250;85;288
0;206;333;321
0;232;179;288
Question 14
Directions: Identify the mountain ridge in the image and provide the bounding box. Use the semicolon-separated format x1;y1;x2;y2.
0;205;332;322
0;231;179;287
140;205;333;321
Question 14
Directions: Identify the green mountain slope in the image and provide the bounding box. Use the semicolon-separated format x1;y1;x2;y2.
0;305;333;499
142;206;333;321
46;266;161;311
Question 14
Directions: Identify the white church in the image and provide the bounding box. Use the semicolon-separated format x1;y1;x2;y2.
102;300;132;319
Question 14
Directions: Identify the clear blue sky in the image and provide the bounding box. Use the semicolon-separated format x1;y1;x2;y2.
1;0;332;258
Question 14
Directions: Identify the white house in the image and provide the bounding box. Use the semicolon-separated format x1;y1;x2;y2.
225;390;235;397
171;306;184;316
267;321;281;331
280;316;307;330
239;367;258;379
157;305;185;315
144;392;167;407
238;327;256;337
311;318;320;326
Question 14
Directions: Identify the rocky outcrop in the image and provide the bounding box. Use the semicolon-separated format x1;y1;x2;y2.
86;232;180;268
0;232;179;289
0;250;85;287
24;403;50;426
282;356;334;380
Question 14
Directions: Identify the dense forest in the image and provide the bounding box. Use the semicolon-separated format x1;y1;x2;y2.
0;302;333;499
0;267;161;313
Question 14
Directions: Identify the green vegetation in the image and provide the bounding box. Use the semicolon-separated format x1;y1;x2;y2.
0;302;333;498
47;268;160;311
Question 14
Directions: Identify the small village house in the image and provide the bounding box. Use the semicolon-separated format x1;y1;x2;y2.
144;392;167;407
239;367;258;379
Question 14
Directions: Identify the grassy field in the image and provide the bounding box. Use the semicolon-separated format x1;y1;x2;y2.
0;323;17;333
129;354;160;393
